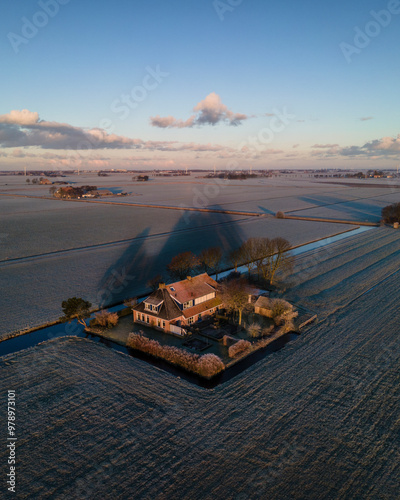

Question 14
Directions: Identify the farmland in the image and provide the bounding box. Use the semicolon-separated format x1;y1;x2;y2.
0;225;399;498
5;173;393;336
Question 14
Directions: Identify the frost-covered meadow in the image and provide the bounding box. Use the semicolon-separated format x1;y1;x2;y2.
8;173;396;335
0;213;357;336
0;225;399;498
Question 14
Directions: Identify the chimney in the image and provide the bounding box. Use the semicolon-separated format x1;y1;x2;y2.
159;283;166;289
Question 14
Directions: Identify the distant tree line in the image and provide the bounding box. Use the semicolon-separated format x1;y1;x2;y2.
206;172;258;180
52;185;97;198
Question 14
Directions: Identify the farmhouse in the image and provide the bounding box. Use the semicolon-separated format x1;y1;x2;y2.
132;273;222;336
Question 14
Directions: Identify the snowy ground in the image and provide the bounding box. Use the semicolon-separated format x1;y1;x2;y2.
4;174;387;336
0;226;399;498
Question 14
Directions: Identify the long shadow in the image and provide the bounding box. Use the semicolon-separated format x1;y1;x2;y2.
295;195;382;221
257;205;275;215
96;227;151;307
296;194;351;208
96;204;247;309
292;195;382;219
157;204;246;280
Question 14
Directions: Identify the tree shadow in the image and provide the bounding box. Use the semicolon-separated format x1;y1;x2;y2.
257;206;275;215
96;205;247;307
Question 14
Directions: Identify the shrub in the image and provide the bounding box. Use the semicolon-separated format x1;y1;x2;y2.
247;322;262;338
196;354;225;378
127;333;224;378
381;202;400;223
278;310;298;332
261;325;274;336
228;339;251;358
276;211;285;219
93;310;119;328
123;297;137;307
255;337;272;348
268;299;294;325
270;299;291;318
118;307;133;318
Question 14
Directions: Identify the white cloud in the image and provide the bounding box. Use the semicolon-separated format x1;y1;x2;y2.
0;109;238;155
0;109;39;126
312;135;400;159
150;92;248;128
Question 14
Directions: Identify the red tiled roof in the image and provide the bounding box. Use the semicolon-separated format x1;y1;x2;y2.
182;297;222;319
167;273;218;303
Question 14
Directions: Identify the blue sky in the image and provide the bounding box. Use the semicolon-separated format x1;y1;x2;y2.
0;0;399;170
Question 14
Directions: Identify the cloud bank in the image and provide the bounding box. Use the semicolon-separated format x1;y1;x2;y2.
150;92;248;128
0;109;233;153
312;136;400;158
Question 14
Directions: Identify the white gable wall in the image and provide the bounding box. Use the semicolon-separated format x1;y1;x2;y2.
194;292;215;305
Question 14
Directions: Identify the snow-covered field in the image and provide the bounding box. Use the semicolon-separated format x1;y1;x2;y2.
0;214;358;336
0;225;399;498
7;174;395;336
2;173;399;217
1;174;399;335
286;227;400;316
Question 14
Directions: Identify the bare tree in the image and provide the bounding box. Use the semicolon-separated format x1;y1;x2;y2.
240;238;258;275
252;238;274;279
229;247;245;272
219;277;251;325
167;251;199;280
146;274;164;291
199;246;223;280
261;237;293;285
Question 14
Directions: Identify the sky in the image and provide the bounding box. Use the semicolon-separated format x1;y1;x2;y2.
0;0;399;171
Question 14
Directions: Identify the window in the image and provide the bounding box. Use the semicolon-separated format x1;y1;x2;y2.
188;317;194;324
157;319;161;327
141;314;145;322
162;321;166;328
146;316;149;324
